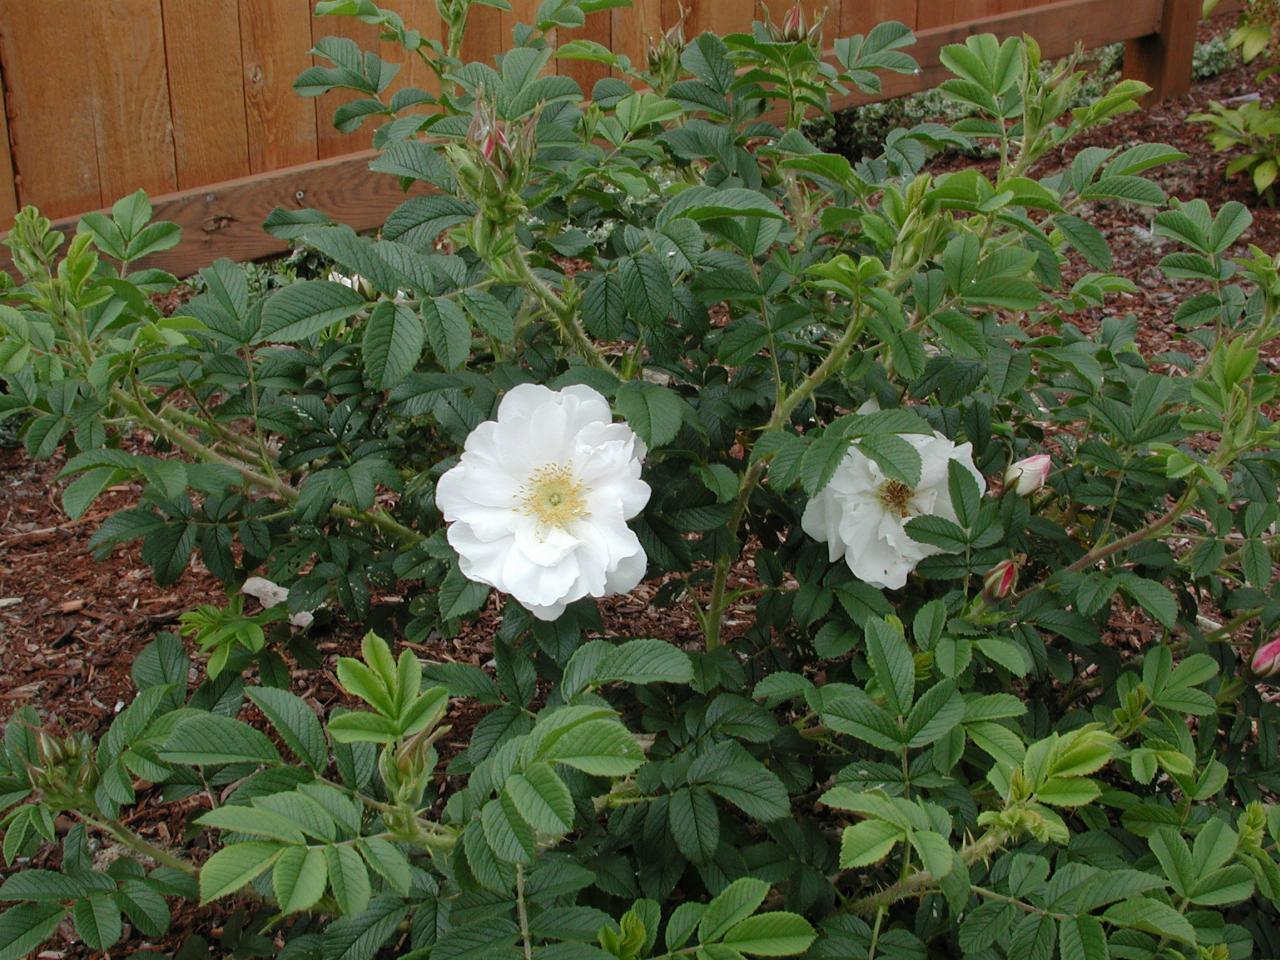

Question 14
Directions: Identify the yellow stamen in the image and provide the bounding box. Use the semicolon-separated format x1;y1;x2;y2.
879;480;914;518
519;463;588;529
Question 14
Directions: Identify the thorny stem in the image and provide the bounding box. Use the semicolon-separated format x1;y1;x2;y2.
704;303;867;650
507;249;612;373
79;814;197;877
839;829;1010;919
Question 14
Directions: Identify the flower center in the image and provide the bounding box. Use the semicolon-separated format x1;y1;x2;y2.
878;480;915;518
519;463;588;529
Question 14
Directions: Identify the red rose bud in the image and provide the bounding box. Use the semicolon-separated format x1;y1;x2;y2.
983;559;1018;601
1004;454;1052;496
1251;637;1280;678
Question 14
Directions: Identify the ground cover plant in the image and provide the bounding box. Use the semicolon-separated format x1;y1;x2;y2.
1;1;1280;958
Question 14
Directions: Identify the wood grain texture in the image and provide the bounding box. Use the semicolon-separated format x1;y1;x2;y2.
0;149;428;278
394;0;446;98
829;0;1163;110
240;0;319;173
0;64;18;226
558;5;614;95
312;13;385;157
161;0;251;189
685;0;754;36
842;0;917;32
1123;0;1199;103
88;0;179;204
461;1;505;65
611;0;665;69
0;0;1184;257
0;1;102;217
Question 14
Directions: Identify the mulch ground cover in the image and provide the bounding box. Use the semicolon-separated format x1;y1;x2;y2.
0;15;1276;956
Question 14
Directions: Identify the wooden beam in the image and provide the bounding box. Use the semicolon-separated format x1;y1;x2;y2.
830;0;1165;111
1123;0;1199;104
0;0;1176;278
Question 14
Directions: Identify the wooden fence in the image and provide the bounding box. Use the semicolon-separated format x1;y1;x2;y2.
0;0;1209;275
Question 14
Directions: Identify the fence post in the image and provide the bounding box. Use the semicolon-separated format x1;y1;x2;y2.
1122;0;1199;104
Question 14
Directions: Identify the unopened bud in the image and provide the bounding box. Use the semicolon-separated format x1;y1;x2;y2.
983;559;1018;601
1004;454;1052;496
1251;637;1280;679
781;3;805;41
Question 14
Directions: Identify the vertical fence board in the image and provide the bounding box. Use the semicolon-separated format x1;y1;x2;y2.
0;2;102;217
88;0;178;205
916;0;956;27
461;2;505;64
558;7;614;96
0;66;18;226
161;0;251;189
685;2;754;36
394;0;446;98
312;15;385;157
611;0;664;69
241;0;320;173
843;0;917;32
1124;0;1198;103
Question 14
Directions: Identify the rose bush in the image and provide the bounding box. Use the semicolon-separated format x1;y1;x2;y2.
1;1;1280;959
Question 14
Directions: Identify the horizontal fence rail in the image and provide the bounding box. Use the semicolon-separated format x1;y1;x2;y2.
0;0;1219;275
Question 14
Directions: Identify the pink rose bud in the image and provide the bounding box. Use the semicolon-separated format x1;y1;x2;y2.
480;124;510;163
983;559;1018;601
782;3;805;40
1004;454;1052;496
1251;637;1280;678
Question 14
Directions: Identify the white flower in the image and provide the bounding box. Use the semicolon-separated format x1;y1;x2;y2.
241;576;315;628
802;432;985;590
435;384;651;620
1004;454;1052;496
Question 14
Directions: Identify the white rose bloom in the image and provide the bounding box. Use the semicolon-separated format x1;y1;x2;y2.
802;432;984;590
435;384;651;620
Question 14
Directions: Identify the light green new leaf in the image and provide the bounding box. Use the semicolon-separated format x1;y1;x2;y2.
720;913;816;956
273;845;328;914
200;842;283;903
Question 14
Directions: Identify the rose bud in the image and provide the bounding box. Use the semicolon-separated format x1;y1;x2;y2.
1251;637;1280;678
1004;454;1052;496
782;3;805;41
982;559;1018;601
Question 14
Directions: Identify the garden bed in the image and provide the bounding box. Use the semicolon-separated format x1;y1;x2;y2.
0;12;1278;956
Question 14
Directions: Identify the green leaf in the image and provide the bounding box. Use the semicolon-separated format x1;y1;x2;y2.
615;381;682;446
256;280;365;343
543;719;643;776
839;820;904;868
322;896;408;960
1054;214;1112;269
196;805;306;843
200;842;283;903
422;298;471;370
273;845;328;914
1059;916;1108;960
1102;897;1195;944
904;680;964;747
620;253;672;327
481;796;535;864
698;878;770;943
0;903;65;960
363;301;424;390
326;843;372;916
161;714;282;766
597;638;693;687
504;763;575;835
247;686;328;772
854;434;922;487
865;617;914;715
720;913;816;956
904;515;968;553
0;869;112;901
668;787;720;864
1114;574;1178;630
357;837;412;895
